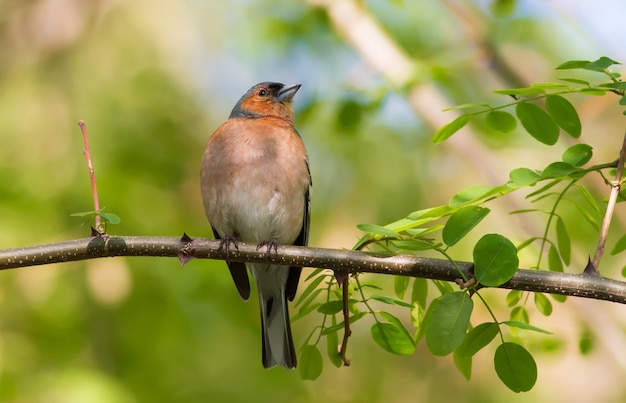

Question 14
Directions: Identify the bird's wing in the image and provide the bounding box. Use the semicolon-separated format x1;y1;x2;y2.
211;225;251;300
285;167;311;302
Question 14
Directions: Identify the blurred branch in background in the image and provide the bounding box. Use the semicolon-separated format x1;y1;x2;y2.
308;0;515;185
1;236;625;304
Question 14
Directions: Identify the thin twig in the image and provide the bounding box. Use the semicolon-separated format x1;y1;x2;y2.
339;275;351;366
77;120;102;233
592;131;626;273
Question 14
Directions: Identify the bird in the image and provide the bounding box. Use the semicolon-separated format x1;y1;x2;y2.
200;82;311;369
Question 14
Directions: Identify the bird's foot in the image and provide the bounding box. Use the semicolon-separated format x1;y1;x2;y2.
218;235;239;258
256;238;278;261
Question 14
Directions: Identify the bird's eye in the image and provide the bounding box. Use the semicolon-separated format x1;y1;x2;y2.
258;89;268;97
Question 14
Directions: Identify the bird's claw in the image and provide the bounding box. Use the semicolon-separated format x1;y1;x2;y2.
218;235;239;258
257;239;278;261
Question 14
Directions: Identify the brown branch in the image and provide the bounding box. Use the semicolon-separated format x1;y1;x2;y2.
592;131;626;272
1;236;626;304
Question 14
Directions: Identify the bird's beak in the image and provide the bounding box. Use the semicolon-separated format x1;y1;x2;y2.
277;84;301;103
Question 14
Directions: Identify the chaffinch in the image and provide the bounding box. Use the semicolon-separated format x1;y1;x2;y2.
200;82;311;369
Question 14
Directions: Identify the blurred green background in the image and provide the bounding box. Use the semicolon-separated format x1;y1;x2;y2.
1;0;626;401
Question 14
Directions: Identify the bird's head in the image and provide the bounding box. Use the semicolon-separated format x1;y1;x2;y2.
229;82;301;122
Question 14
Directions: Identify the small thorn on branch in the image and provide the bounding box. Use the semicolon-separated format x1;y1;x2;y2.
583;256;600;277
334;270;348;286
178;232;195;266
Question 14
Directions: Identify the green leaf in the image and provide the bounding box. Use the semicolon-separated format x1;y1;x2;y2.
502;321;553;334
534;292;553;316
320;312;367;336
326;317;342;368
299;345;323;380
392;239;440;251
379;311;414;339
425;292;473;356
411;277;428;310
555;217;571;265
370;295;414;308
558;77;590;85
494;87;545;95
529;192;558;203
556;60;591;70
530;82;571;90
579;328;594;355
547;244;564;273
546;95;581;138
494;343;537;392
517;237;539;251
516;102;559;145
576;184;601;213
294;291;323;319
296;274;326;307
433;279;455;295
473;234;519;286
456;322;499;358
442;206;491;247
291;301;321;322
317;300;344;315
70;210;97;217
510;306;529;324
486;110;517;133
526;179;559;199
410;303;425;332
509;168;541;187
600;81;626;91
541;161;577;179
394;276;410;299
385;218;420;233
405;226;444;237
359;284;382;291
408;205;452;220
371;322;416;355
551;293;567;303
620;95;626;105
584;56;620;72
99;212;121;224
415;293;437;343
443;103;490;111
572;202;600;231
453;350;472;380
449;185;501;207
579;88;607;96
356;223;398;237
562;144;592;167
611;233;626;255
433;114;471;143
304;268;324;281
506;290;522;307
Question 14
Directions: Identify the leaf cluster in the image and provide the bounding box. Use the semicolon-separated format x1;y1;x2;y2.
297;57;626;392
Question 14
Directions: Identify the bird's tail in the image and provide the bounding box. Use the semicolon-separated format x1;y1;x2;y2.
257;279;297;369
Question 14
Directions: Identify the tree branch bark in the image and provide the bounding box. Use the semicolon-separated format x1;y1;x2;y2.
1;235;625;304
